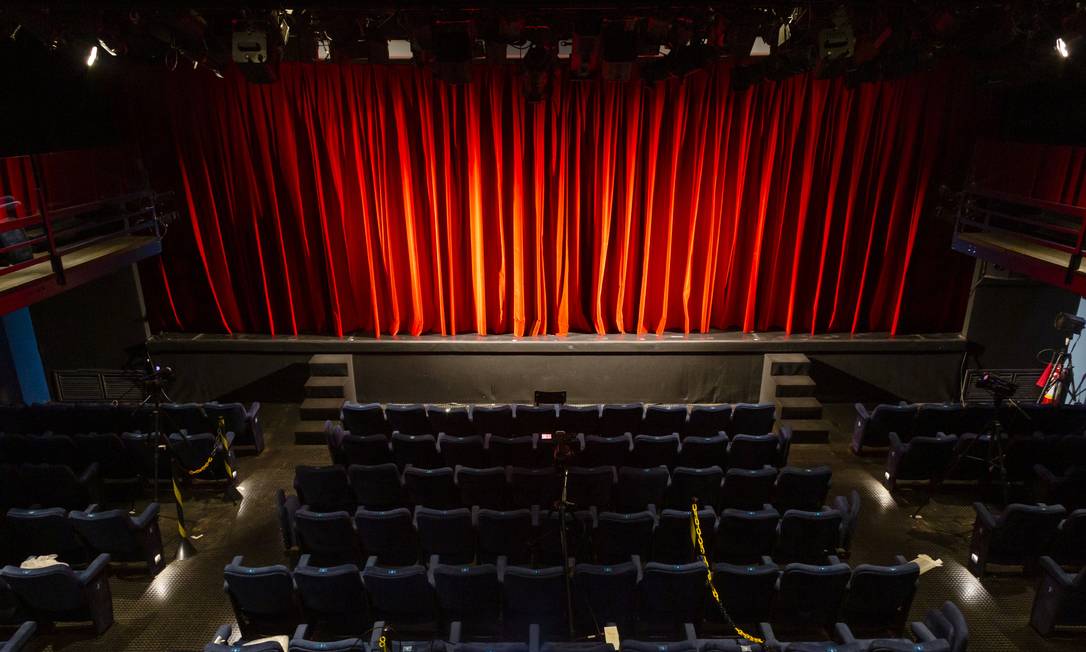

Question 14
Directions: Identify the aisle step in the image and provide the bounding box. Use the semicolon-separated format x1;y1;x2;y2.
777;396;824;420
300;397;342;422
305;376;348;399
768;353;812;377
294;420;333;445
308;354;350;377
773;375;817;398
780;418;832;444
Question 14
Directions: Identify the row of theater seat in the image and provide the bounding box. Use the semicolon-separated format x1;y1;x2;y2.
208;602;968;652
1030;556;1086;636
338;402;778;439
326;428;792;472
277;499;861;568
0;503;165;574
0;553;114;635
881;431;1086;493
0;401;264;452
0;462;100;511
222;552;915;643
283;462;826;513
851;402;1086;453
967;503;1085;575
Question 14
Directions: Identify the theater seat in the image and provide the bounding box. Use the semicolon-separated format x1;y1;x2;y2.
348;463;405;510
502;564;567;640
594;511;655;564
223;555;301;639
289;624;367;652
712;559;778;625
21;462;100;511
852;404;917;454
392;434;441;470
428;405;474;438
884;433;957;493
5;507;88;566
455;466;507;509
341;402;388;437
476;508;534;565
667;466;723;509
1052;509;1086;566
293;555;369;635
415;506;474;564
730;403;776;435
430;562;501;636
204;623;287;651
574;559;640;631
205;401;264;453
639;561;707;633
295;465;355;513
912;601;968;652
968;502;1066;576
386;404;431;436
336;431;393;467
354;507;417;566
438;434;486;469
403;466;458;509
654;507;714;564
774;465;832;512
715;507;779;563
840;557;920;636
642;405;688;436
720;466;776;510
69;503;166;575
363;557;437;627
775;508;844;563
775;558;850;629
1;553;113;634
472;405;514;438
558;404;601;435
292;508;360;566
614;466;669;512
686;405;732;438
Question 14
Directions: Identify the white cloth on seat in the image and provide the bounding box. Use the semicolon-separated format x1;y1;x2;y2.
20;554;69;569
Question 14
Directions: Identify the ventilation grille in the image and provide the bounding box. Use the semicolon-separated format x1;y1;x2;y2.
54;369;144;402
963;368;1044;404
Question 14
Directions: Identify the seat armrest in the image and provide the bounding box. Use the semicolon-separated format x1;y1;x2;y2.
214;623;234;644
888;432;904;450
682;623;697;642
132;502;160;529
85;503;100;514
528;624;540;652
292;624;311;642
894;555;909;565
448;621;463;644
910;622;937;642
297;554;312;569
834;622;857;643
1033;464;1057;483
247;402;261;420
973;502;998;530
854;403;871;420
78;462;101;484
1039;555;1074;587
79;554;111;584
365;556;379;569
368;621;387;650
758;623;779;646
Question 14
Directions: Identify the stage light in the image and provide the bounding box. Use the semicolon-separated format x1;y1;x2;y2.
85;45;98;67
970;553;979;563
1056;37;1070;58
97;37;118;56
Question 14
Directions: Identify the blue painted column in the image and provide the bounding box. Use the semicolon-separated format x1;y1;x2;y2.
1;308;50;404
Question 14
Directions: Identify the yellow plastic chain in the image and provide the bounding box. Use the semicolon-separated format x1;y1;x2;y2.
690;502;764;645
378;634;389;652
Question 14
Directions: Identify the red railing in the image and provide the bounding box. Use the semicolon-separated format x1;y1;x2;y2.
0;146;164;287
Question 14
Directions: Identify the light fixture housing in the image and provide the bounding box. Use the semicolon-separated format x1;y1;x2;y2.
85;45;98;67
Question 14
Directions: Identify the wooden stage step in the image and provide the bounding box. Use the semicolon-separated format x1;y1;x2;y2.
305;376;348;399
776;396;824;420
300;397;342;422
780;418;832;443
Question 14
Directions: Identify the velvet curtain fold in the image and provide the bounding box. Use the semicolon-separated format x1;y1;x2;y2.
138;61;978;337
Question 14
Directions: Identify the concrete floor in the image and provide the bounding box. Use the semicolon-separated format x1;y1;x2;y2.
18;402;1084;651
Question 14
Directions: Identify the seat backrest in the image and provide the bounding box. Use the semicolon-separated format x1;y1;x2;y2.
438;434;486;469
69;508;138;555
295;465;354;512
915;404;963;437
431;563;500;621
427;405;473;437
456;466;507;509
353;507;416;565
391;433;440;469
362;563;435;622
513;404;557;436
1055;509;1086;564
224;559;296;616
25;463;93;510
669;465;723;509
74;433;132;477
293;509;357;560
339;434;392;467
596;511;656;562
508;466;561;509
486;434;537;468
204;402;248;436
1;562;85;612
654;507;715;564
642;405;688;436
414;506;473;563
632;434;680;468
870;405;918;442
731;403;776;435
615;465;670;512
842;562;920;625
715;508;779;562
293;561;367;617
385;404;431;436
687;405;732;437
774;466;832;512
777;561;851;619
777;509;843;562
922;602;968;652
727;434;780;470
573;561;639;629
162;403;210;435
600;403;644;436
558;404;601;435
6;507;83;560
993;503;1066;554
721;466;777;510
476;508;534;564
402;466;457;509
341;403;387;437
640;561;707;625
347;463;404;510
502;565;567;629
713;561;779;622
472;405;514;437
567;466;615;508
35;435;79;467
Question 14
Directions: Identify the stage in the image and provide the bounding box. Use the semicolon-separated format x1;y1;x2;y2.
147;330;967;406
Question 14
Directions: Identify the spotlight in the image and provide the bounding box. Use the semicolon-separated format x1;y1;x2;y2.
85;45;98;67
97;38;118;56
1056;37;1070;58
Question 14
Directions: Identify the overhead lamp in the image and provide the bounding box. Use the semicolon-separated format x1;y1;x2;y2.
97;37;118;56
85;45;98;67
1056;37;1070;58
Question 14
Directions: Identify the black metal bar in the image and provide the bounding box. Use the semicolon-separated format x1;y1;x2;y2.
29;155;64;285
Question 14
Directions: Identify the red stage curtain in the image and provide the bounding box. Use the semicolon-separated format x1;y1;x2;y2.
136;61;980;337
972;140;1086;206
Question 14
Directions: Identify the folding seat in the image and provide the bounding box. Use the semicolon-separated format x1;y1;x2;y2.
968;502;1066;575
292;508;361;566
914;403;964;437
415;506;474;564
485;434;537;468
913;601;969;652
68;503;166;575
712;560;779;625
392;433;441;469
295;465;355;512
31;435;79;468
559;404;601;435
223;555;301;639
614;466;670;512
476;508;534;564
840;558;920;636
600;403;644;436
1034;464;1086;511
667;466;724;509
348;463;406;510
0;553;113;634
455;466;507;509
205;401;265;453
686;405;731;438
341;402;387;437
1029;556;1086;636
472;405;514;438
730;404;776;435
573;560;640;631
884;433;958;493
677;433;728;469
775;508;844;563
22;462;100;511
293;555;369;635
5;507;88;565
170;431;237;481
631;434;680;469
851;404;917;454
354;507;418;566
566;466;615;509
162;402;209;435
508;466;562;509
720;466;776;510
73;433;140;488
0;622;34;652
403;466;458;509
715;507;779;563
386;404;432;436
773;465;832;513
727;434;783;470
362;559;437;626
1052;509;1086;566
580;434;632;468
502;564;567;639
642;405;688;436
639;562;707;632
512;404;558;436
431;562;501;634
775;559;850;629
653;507;714;564
595;510;655;563
438;434;486;469
427;405;473;437
337;431;393;467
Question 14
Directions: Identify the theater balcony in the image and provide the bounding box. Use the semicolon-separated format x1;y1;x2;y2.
0;146;166;314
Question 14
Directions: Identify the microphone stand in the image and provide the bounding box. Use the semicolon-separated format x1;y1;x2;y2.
552;431;577;640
